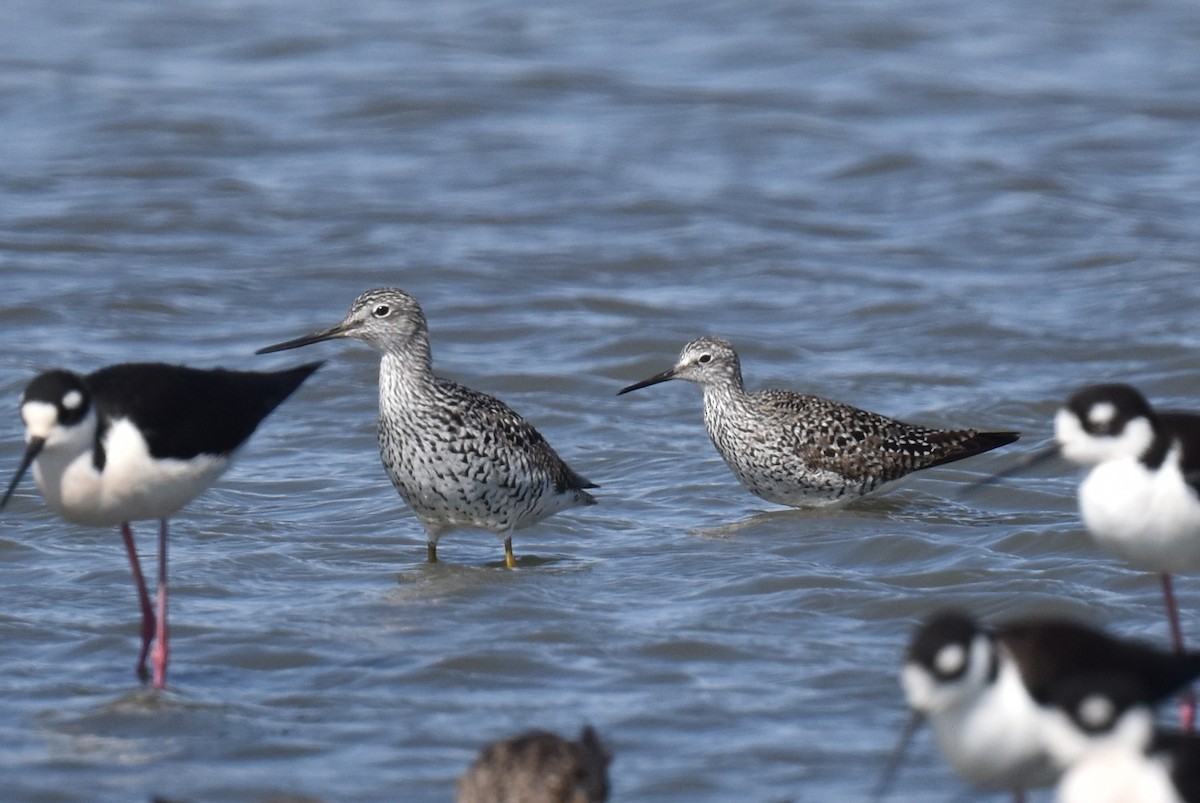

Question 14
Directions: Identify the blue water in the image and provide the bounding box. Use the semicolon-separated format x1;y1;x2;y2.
3;0;1200;800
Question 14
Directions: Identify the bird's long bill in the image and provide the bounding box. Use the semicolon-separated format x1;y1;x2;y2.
617;367;678;395
255;320;356;355
961;442;1061;494
871;710;924;801
1;436;45;511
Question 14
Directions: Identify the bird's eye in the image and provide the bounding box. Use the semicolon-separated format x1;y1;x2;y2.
698;354;712;364
373;304;390;318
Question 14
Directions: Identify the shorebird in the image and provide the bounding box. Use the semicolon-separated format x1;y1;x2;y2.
1;361;321;688
877;610;1200;802
256;288;597;568
1041;673;1200;803
457;726;611;803
969;383;1200;728
618;337;1017;507
1053;385;1200;656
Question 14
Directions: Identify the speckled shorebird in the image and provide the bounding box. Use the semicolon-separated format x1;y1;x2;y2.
618;337;1018;507
256;288;597;568
457;726;611;803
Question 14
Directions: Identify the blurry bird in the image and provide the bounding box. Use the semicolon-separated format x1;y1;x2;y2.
877;610;1200;802
1041;672;1200;803
456;726;611;803
1054;385;1200;661
978;383;1200;727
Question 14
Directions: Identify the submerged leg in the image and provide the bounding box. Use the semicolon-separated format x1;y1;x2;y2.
870;710;921;800
1162;574;1195;731
120;522;155;683
1164;573;1186;651
504;536;516;569
150;519;169;690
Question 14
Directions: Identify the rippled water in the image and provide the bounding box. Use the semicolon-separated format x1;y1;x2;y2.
3;0;1200;800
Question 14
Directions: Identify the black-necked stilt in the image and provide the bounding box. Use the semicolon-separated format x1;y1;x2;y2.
457;726;611;803
1041;672;1200;803
618;337;1018;507
1047;383;1200;729
256;288;596;568
1054;385;1200;643
878;611;1200;801
1;361;321;688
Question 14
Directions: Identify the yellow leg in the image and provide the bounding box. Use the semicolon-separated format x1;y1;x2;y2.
427;541;438;563
504;537;516;569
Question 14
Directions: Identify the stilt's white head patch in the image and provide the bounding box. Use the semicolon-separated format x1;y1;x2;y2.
62;390;84;411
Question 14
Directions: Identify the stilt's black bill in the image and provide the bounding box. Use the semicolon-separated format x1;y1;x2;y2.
872;710;924;801
1;437;45;510
960;442;1060;494
256;321;354;355
617;368;678;395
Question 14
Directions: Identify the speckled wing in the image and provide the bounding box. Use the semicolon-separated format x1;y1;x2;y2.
752;390;1016;484
435;378;598;497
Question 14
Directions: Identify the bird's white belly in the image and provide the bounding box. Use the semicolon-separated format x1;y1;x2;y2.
1056;750;1181;803
931;667;1059;791
1079;456;1200;573
33;419;230;527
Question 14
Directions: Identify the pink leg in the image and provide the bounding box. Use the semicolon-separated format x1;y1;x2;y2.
120;523;155;683
150;519;169;690
1163;573;1196;732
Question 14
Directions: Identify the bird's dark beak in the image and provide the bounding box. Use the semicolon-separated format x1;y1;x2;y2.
256;319;358;355
1;436;45;511
871;710;924;801
617;367;679;395
961;442;1061;493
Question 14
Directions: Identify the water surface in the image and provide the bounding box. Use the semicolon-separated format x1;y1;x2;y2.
3;0;1200;800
